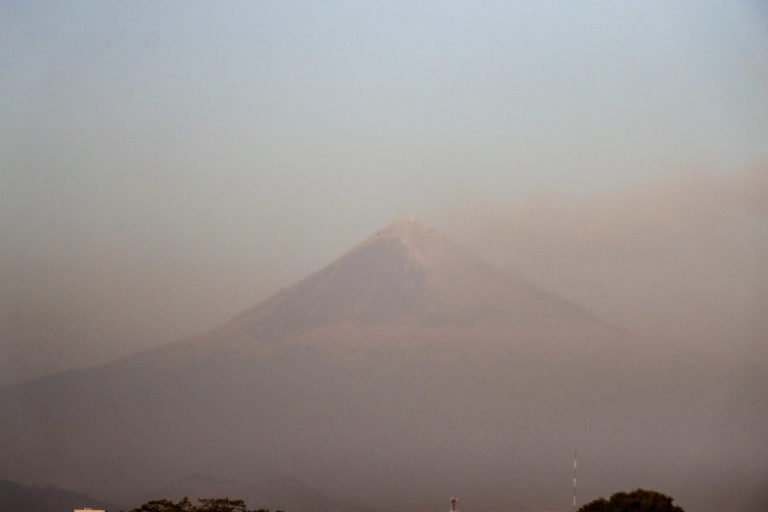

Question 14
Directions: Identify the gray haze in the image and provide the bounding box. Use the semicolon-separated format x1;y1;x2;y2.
0;3;767;511
3;220;764;512
2;2;767;384
444;169;768;354
2;169;766;385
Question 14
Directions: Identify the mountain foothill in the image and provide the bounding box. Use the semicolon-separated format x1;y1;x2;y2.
0;220;763;512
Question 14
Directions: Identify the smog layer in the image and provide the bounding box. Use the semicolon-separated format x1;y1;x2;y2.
1;3;766;512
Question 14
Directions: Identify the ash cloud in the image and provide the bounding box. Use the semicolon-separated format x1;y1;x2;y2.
440;167;768;355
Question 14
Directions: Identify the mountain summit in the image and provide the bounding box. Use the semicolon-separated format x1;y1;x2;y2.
211;219;594;347
0;221;741;512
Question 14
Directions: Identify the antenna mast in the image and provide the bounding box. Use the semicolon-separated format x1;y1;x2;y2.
572;449;578;512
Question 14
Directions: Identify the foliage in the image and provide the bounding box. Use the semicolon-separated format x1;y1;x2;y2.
129;497;279;512
578;489;684;512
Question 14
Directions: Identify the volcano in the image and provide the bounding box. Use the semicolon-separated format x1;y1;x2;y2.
0;220;758;512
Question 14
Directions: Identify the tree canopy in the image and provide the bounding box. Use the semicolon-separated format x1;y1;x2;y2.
578;489;684;512
129;497;280;512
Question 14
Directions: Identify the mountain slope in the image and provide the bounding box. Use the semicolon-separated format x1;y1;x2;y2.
137;219;603;350
0;220;761;512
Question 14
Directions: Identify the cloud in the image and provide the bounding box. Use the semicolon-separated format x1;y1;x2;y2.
439;166;768;353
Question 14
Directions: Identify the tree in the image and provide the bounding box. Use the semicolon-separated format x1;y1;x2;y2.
130;498;192;512
129;497;277;512
578;489;684;512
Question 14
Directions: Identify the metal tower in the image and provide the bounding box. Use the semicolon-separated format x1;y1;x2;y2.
572;449;578;512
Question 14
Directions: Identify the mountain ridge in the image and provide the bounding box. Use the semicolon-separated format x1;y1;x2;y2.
96;219;612;370
0;220;757;512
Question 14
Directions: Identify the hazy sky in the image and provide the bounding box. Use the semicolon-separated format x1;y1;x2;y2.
1;1;767;382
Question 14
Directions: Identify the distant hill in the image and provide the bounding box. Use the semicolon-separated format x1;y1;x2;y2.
0;479;116;512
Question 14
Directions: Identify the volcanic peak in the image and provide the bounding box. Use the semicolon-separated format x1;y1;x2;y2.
354;218;449;261
375;217;435;238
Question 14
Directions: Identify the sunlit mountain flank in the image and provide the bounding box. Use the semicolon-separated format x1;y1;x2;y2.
1;221;763;512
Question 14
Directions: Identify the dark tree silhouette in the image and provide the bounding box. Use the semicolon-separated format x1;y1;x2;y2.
578;489;684;512
129;497;278;512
